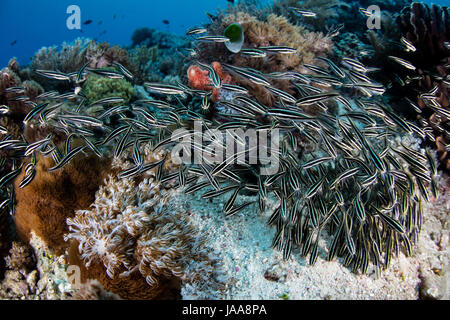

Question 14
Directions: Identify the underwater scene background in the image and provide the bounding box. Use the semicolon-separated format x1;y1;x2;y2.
0;0;448;300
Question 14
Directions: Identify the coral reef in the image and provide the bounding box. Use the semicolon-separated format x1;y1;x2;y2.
0;203;14;279
71;280;121;300
0;232;78;300
188;62;233;101
31;38;135;75
0;60;41;123
129;28;189;84
197;11;332;105
31;38;91;73
363;2;449;171
83;74;135;105
85;41;136;73
14;152;112;255
65;172;225;299
131;27;188;50
273;0;349;32
129;45;159;84
4;241;36;274
397;2;449;65
0;0;448;301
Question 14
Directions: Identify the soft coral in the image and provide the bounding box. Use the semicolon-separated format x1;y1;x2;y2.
187;62;232;101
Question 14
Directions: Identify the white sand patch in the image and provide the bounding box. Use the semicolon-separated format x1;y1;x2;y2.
171;178;449;300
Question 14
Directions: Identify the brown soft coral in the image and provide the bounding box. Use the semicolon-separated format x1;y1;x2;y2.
224;13;332;71
14;151;112;255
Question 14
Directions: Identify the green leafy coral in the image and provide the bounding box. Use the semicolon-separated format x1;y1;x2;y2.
83;74;135;105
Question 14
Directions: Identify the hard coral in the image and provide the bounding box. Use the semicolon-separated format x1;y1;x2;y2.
397;2;449;66
4;241;36;274
14;152;112;255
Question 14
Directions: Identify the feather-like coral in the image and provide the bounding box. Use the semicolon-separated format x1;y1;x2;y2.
65;172;225;299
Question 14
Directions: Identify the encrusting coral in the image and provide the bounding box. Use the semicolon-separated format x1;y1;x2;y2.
14;151;112;255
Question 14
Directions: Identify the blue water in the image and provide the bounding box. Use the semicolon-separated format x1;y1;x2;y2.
0;0;446;66
0;0;236;65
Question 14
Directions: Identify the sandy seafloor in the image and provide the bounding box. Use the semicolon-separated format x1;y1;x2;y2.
175;177;449;300
0;174;448;300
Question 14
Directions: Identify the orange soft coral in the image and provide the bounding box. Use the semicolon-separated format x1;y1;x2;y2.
187;62;232;101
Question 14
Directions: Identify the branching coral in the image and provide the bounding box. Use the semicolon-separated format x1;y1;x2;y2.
14;152;112;255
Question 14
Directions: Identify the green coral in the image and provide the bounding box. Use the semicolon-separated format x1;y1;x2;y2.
83;74;135;105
